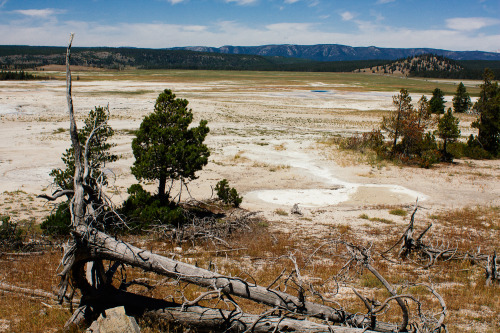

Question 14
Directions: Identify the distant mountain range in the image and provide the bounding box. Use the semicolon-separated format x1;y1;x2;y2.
1;44;500;80
171;44;500;62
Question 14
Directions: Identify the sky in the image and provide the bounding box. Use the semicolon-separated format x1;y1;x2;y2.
0;0;499;52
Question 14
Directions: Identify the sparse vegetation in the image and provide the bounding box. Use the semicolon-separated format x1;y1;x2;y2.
1;64;498;332
215;179;243;208
274;208;289;216
389;208;407;216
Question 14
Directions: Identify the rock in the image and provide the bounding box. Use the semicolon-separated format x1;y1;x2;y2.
86;306;140;333
291;203;302;215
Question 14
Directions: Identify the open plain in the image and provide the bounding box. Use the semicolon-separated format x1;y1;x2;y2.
0;70;499;331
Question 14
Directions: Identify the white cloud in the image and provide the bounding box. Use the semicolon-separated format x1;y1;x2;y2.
370;10;384;22
266;22;314;32
167;0;186;4
376;0;396;4
284;0;300;3
446;17;500;31
0;16;499;52
12;8;65;18
0;0;8;8
340;11;354;21
225;0;258;5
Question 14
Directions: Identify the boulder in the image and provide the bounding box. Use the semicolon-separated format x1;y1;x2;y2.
86;306;140;333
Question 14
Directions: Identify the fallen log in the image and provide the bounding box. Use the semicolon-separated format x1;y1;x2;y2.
145;306;379;333
62;281;378;333
69;225;399;332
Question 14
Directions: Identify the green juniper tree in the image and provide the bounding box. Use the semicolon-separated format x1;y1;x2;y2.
131;89;210;204
50;106;117;193
452;82;472;113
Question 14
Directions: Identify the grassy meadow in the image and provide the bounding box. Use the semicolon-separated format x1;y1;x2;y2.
44;69;482;95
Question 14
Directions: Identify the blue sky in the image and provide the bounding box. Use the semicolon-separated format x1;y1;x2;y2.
0;0;499;51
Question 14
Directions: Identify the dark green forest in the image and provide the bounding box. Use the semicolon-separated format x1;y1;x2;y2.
0;45;499;79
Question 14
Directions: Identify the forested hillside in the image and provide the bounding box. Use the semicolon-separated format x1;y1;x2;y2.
358;54;500;79
0;45;498;79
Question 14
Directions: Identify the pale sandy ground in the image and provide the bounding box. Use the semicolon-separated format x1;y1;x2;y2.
0;75;498;236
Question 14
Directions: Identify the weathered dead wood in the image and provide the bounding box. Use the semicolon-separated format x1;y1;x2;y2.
38;189;74;201
61;280;379;333
145;306;379;333
344;242;409;332
69;224;399;331
0;281;58;300
382;204;499;291
0;251;46;256
485;251;499;285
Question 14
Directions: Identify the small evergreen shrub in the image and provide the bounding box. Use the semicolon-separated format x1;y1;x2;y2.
447;142;467;159
0;215;24;250
215;179;242;208
464;135;491;159
41;202;72;236
417;133;440;168
120;184;186;231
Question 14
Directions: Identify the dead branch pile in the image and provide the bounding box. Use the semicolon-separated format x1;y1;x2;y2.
382;203;499;285
147;200;259;246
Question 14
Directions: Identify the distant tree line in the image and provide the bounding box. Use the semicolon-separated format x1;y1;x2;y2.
1;46;499;78
0;69;51;80
0;46;393;72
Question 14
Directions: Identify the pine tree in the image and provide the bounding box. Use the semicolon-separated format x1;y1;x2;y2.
452;82;472;113
437;108;460;161
471;69;500;156
429;88;445;114
131;89;210;203
50;106;117;193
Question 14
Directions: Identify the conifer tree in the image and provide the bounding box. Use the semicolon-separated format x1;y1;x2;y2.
131;89;210;203
50;106;117;193
471;69;500;156
452;82;472;113
429;88;445;114
437;108;460;161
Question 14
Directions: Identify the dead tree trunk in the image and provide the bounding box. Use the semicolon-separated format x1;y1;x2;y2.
145;306;379;333
67;224;397;331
